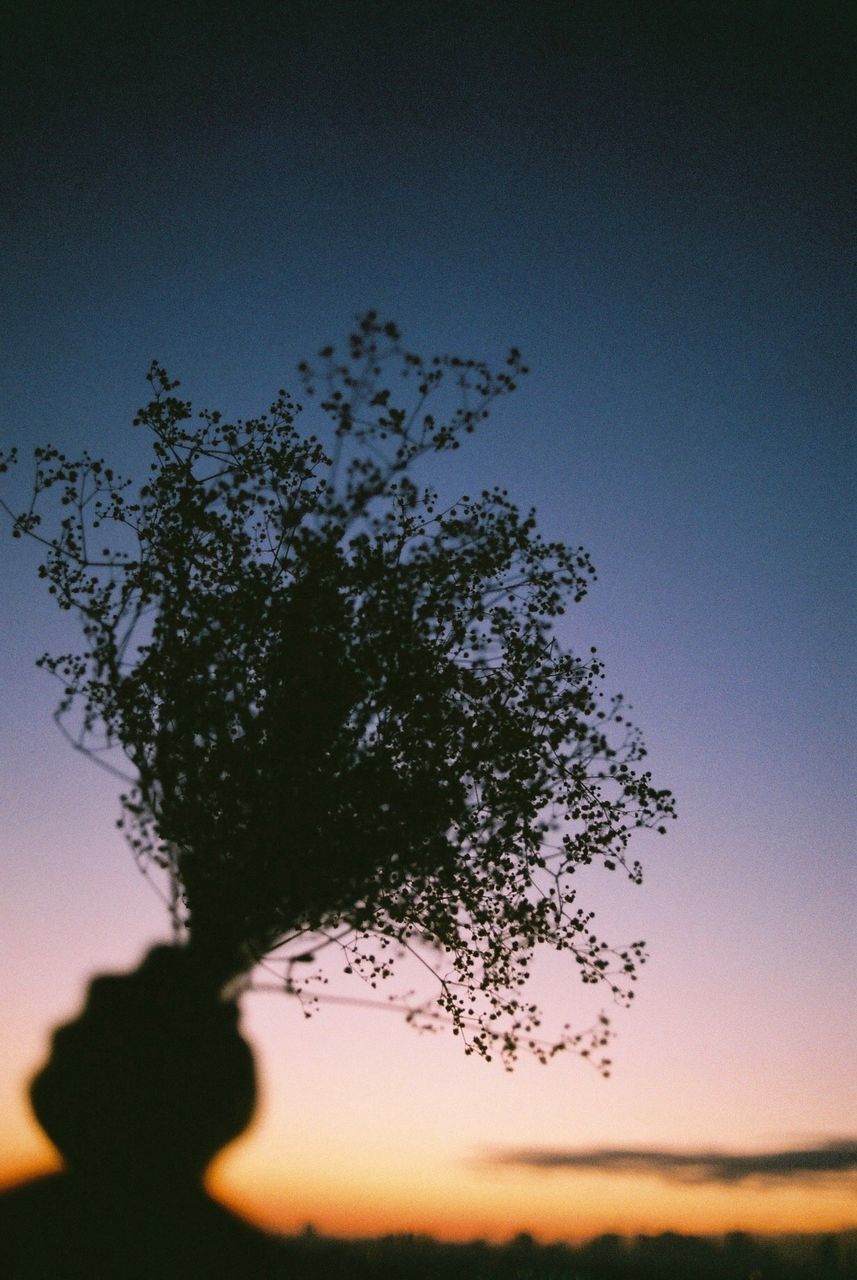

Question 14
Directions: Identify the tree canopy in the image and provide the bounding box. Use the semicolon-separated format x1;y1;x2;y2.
1;314;674;1069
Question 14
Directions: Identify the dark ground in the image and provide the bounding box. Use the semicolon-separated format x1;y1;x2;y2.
271;1226;855;1279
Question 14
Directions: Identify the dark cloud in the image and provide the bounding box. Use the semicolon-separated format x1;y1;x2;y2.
487;1139;857;1186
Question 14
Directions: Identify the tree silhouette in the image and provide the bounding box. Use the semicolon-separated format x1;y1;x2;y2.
1;314;674;1069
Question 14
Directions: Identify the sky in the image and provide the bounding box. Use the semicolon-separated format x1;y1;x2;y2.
1;0;855;1244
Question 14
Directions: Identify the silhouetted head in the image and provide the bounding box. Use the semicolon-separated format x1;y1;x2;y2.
29;945;256;1188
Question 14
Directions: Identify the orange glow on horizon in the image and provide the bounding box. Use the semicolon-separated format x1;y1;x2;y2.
1;1146;855;1245
210;1161;857;1244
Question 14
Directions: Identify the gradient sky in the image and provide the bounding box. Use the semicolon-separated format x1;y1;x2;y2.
1;1;855;1243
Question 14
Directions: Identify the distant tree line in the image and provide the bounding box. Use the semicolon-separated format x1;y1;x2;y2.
268;1225;855;1280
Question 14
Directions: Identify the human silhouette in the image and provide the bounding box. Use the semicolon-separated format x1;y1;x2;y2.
0;945;282;1277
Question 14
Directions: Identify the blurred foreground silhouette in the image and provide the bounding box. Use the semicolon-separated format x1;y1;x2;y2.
0;944;853;1278
3;957;851;1280
0;946;280;1278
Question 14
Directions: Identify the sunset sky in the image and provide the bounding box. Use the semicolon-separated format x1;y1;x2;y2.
1;1;854;1244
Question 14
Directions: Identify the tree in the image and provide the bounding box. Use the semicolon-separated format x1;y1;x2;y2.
1;314;674;1070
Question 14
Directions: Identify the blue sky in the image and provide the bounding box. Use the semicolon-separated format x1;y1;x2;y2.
1;1;854;1239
